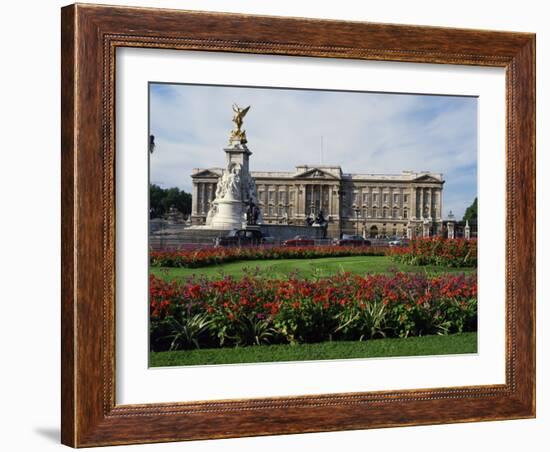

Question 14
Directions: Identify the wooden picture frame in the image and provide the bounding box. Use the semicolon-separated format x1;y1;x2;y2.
61;3;535;447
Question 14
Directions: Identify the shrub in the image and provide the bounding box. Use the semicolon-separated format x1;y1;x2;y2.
389;237;477;268
149;271;477;351
150;245;387;268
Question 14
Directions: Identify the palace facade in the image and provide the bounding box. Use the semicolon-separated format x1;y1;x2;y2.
191;165;444;239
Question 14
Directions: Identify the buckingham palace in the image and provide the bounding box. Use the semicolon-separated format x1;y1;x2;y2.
191;164;444;239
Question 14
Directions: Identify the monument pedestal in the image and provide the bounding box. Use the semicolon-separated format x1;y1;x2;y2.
210;199;244;230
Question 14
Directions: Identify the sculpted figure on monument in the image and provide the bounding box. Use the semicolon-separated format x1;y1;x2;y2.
225;163;242;200
229;104;250;145
205;203;217;225
215;179;225;199
315;210;327;227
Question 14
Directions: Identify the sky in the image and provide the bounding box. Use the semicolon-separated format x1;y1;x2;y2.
149;83;477;220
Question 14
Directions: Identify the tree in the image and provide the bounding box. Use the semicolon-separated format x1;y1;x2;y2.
462;197;477;223
149;184;192;218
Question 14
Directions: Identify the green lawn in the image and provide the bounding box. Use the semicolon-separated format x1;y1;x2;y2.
150;332;477;367
151;255;475;281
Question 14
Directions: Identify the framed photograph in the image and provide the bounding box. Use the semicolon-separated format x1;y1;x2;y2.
61;3;535;447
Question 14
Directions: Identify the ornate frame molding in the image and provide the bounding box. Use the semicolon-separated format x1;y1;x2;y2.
61;4;535;447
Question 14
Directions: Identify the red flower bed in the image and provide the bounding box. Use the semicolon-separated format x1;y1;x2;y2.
150;245;387;268
390;237;477;268
150;272;477;351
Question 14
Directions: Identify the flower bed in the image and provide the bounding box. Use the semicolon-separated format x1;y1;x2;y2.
150;245;387;268
390;237;477;268
150;272;477;352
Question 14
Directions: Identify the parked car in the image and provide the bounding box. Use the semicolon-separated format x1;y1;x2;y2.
334;234;371;247
214;229;266;247
283;235;315;247
388;239;406;247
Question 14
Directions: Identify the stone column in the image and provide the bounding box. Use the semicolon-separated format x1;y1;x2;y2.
368;186;372;218
428;188;432;220
302;184;307;216
192;182;199;215
401;187;405;208
205;182;209;212
315;184;320;214
205;183;210;213
411;187;417;220
423;219;430;238
311;184;320;215
295;184;301;216
465;220;471;239
422;187;430;218
200;183;206;214
438;188;443;221
328;184;333;215
205;182;209;214
197;183;202;214
334;184;340;218
308;184;312;214
422;188;426;218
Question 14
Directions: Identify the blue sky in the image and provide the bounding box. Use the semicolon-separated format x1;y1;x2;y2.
149;83;477;219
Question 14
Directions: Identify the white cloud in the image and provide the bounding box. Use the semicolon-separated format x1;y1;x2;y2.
149;84;477;219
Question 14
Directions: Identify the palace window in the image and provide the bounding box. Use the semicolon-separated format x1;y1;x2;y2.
392;207;398;219
404;194;409;203
373;193;378;203
403;208;408;219
268;191;274;202
372;207;378;218
383;194;388;204
363;193;369;205
383;207;388;218
393;194;399;204
268;206;274;216
289;191;295;203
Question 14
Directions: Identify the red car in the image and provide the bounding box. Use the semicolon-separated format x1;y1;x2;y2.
283;236;315;247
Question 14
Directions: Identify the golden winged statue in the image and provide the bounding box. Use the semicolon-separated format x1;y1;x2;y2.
229;103;251;145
